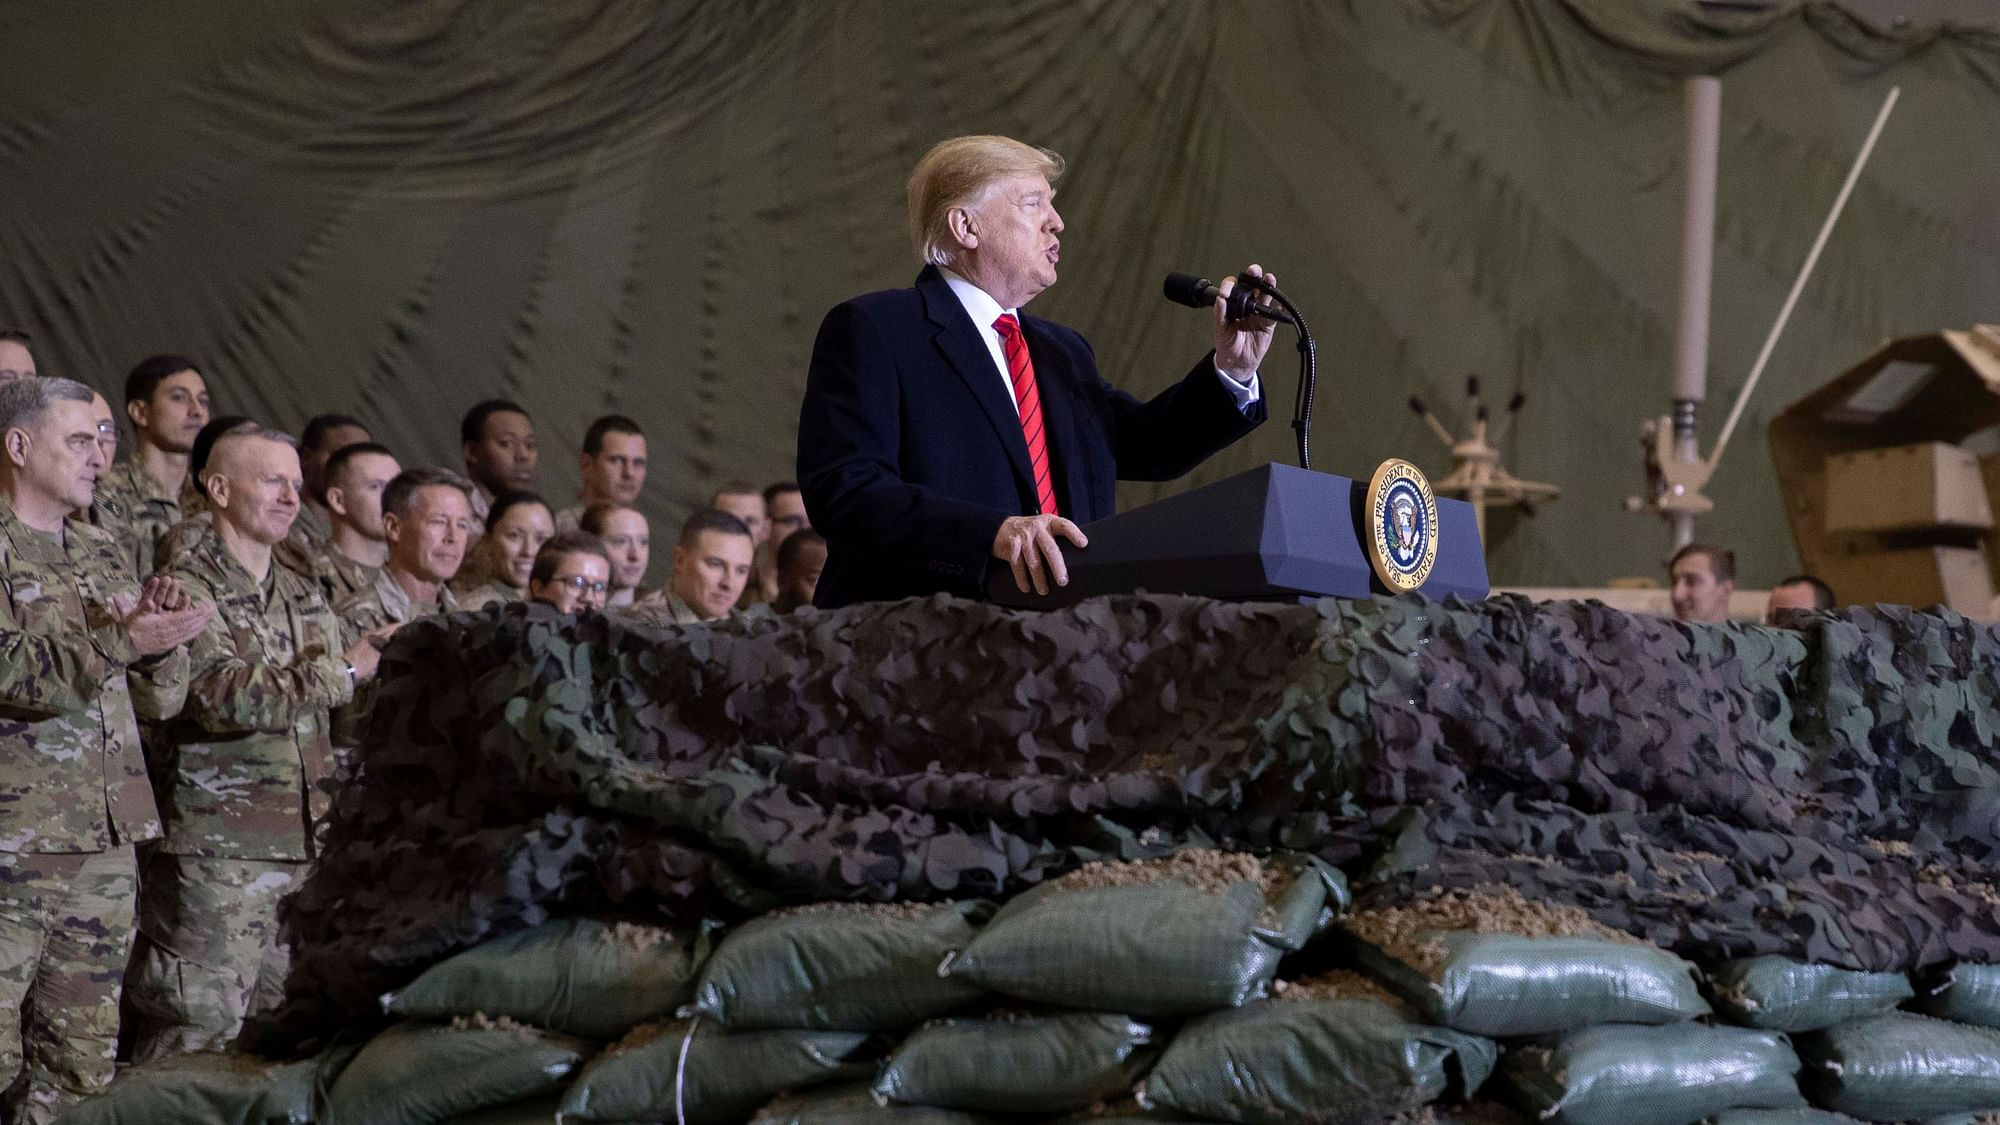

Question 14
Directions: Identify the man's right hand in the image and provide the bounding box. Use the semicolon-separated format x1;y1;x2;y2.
992;514;1089;596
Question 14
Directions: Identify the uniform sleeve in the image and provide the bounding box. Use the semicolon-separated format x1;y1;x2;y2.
0;569;106;717
177;577;355;735
337;599;386;650
128;647;190;722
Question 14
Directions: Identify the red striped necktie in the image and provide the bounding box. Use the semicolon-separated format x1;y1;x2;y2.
993;313;1059;517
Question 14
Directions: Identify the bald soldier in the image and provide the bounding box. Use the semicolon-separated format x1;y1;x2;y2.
125;426;383;1059
0;378;210;1122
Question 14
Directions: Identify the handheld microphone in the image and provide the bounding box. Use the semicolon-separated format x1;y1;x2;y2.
1163;272;1296;326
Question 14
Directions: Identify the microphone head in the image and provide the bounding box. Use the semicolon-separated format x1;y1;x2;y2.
1407;396;1427;416
1163;272;1215;310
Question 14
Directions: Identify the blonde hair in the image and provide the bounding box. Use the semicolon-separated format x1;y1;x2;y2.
907;135;1065;267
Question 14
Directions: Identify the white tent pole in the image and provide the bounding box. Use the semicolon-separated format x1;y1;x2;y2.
1706;85;1901;477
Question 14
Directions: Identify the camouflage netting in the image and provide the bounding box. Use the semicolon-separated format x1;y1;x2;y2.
252;594;2000;1053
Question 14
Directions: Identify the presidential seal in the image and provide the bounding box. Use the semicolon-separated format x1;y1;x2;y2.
1364;458;1439;592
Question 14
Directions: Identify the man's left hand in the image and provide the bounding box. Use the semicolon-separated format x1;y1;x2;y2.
1214;263;1279;384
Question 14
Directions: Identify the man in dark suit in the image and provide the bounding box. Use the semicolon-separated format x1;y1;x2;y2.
798;135;1279;608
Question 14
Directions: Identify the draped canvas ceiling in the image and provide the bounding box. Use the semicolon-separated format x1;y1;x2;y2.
1;0;1996;585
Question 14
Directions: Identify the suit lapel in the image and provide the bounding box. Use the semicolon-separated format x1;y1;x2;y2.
917;268;1034;497
1021;316;1086;520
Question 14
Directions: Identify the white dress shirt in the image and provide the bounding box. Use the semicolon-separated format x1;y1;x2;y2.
940;269;1261;414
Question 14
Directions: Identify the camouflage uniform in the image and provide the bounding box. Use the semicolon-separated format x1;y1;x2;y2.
291;504;332;553
125;518;354;1061
313;544;379;609
552;504;585;534
454;580;520;612
0;498;189;1124
627;589;705;625
330;570;459;748
93;459;195;581
152;512;320;584
335;567;462;642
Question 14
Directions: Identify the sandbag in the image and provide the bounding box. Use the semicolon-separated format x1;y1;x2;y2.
1343;887;1706;1037
692;900;991;1030
439;1095;563;1123
753;1083;998;1125
944;851;1345;1018
1502;1023;1805;1125
1712;1104;1864;1112
1797;1012;2000;1119
1140;996;1495;1125
874;1012;1155;1114
58;1050;344;1125
560;1018;878;1123
384;917;714;1039
1707;956;1912;1033
1914;963;2000;1030
325;1019;590;1125
1424;1105;1532;1125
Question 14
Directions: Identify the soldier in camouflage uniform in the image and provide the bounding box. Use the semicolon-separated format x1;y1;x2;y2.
315;442;401;608
627;510;754;625
125;426;382;1060
0;378;211;1123
95;355;210;581
295;414;371;557
331;468;470;750
334;467;473;641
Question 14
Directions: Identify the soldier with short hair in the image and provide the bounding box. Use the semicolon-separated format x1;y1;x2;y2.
316;442;400;606
124;426;382;1060
95;355;211;580
0;377;210;1122
295;413;370;552
335;467;475;639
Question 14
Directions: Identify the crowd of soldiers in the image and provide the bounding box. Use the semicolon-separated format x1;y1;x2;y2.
0;333;826;1122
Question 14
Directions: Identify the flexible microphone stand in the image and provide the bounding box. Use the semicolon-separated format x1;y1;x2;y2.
1234;273;1315;471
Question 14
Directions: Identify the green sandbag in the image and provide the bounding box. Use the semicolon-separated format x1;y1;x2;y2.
1139;997;1496;1125
560;1018;878;1123
753;1083;998;1125
1797;1012;2000;1119
384;917;715;1039
439;1094;563;1123
325;1020;590;1125
943;852;1345;1018
1712;1104;1864;1112
874;1012;1156;1114
1502;1023;1805;1125
692;900;991;1030
1914;963;2000;1029
1707;956;1912;1032
1428;1105;1532;1125
1349;931;1708;1037
57;1050;342;1125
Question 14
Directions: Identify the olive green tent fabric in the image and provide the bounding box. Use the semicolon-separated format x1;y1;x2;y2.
1;1;1997;585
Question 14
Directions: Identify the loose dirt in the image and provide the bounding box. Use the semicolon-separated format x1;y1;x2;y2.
1343;885;1643;978
1271;969;1404;1009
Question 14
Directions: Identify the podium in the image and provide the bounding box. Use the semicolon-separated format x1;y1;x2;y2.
987;462;1490;608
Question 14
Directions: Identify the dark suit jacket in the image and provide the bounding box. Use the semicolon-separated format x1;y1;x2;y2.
797;266;1266;608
